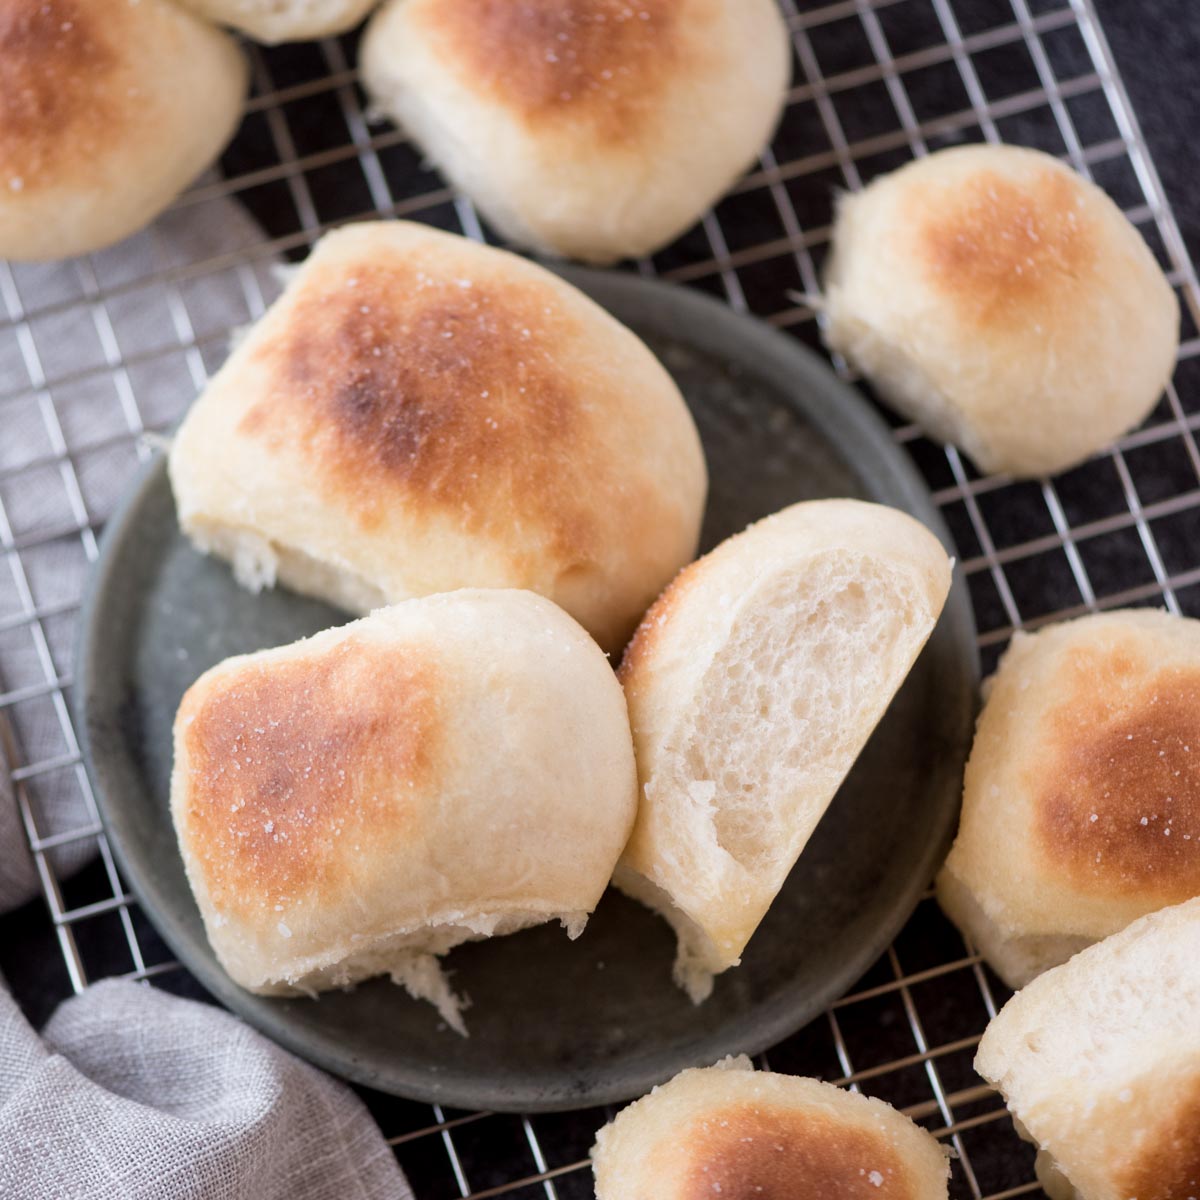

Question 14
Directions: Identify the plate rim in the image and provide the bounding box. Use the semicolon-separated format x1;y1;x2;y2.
75;265;980;1112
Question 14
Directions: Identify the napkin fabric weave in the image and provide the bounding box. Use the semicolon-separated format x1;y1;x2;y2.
0;976;411;1200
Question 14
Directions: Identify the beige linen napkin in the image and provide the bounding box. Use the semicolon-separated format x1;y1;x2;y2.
0;975;411;1199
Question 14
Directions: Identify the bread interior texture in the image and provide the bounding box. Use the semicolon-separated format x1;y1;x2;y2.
186;517;388;615
625;553;930;999
671;559;918;862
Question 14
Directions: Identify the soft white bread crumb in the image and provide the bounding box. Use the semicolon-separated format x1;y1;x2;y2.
617;499;952;1000
170;590;637;1033
824;144;1178;478
975;897;1200;1200
359;0;791;264
938;608;1200;989
592;1056;950;1200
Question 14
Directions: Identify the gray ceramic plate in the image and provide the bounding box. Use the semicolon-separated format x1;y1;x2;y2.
76;267;978;1112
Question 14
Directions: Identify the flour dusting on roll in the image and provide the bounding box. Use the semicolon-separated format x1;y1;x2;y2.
617;499;952;1000
170;590;638;1033
824;144;1178;478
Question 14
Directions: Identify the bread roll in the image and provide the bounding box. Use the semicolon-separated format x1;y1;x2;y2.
938;608;1200;989
178;0;377;44
170;590;638;1033
168;220;707;655
616;499;952;1000
592;1055;950;1200
360;0;791;265
823;144;1179;478
975;897;1200;1200
0;0;246;262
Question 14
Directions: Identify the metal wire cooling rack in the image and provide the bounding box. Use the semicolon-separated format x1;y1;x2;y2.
2;0;1198;1196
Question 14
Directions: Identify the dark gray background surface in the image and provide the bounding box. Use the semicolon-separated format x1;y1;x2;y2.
1094;0;1198;263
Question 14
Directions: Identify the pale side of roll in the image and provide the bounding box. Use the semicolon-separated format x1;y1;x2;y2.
0;0;247;262
976;897;1200;1200
177;0;378;45
360;0;791;264
170;590;638;1034
824;144;1179;478
616;499;952;1001
592;1056;950;1200
168;220;707;655
938;608;1200;989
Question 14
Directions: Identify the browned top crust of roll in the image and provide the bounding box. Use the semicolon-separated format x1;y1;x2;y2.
177;637;440;919
0;0;135;190
677;1102;917;1200
914;165;1097;331
237;255;620;563
1034;640;1200;903
414;0;694;143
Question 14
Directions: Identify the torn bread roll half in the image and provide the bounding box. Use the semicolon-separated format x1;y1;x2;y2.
976;896;1200;1200
0;0;247;261
938;608;1200;989
824;144;1179;478
168;220;707;655
170;590;638;1034
360;0;791;264
616;499;952;1000
592;1056;950;1200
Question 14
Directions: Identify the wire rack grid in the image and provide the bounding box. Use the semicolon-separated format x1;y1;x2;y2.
2;0;1198;1196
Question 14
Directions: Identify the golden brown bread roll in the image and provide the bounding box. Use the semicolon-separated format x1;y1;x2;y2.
168;220;707;654
592;1056;950;1199
360;0;792;264
938;608;1200;988
824;145;1179;478
975;897;1200;1200
0;0;246;261
171;590;638;1033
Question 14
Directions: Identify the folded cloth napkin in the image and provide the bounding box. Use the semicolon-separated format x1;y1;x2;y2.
0;976;412;1199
